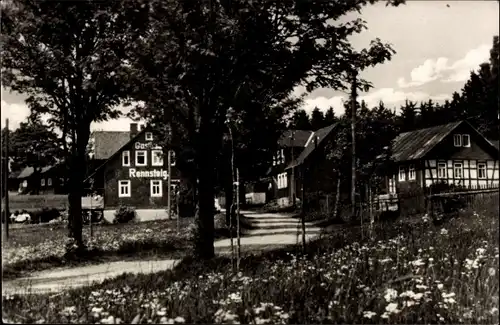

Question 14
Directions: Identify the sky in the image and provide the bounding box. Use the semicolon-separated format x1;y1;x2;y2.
1;0;499;131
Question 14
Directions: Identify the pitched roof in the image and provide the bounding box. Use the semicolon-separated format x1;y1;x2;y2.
85;127;149;183
92;131;131;160
278;130;313;147
286;123;337;169
489;139;499;150
17;166;53;179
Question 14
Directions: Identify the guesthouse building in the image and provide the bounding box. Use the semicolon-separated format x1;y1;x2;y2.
85;123;180;220
382;120;499;194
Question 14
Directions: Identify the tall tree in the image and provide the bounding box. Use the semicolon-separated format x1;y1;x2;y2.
289;109;312;130
310;107;326;130
129;0;403;259
324;106;337;126
1;0;149;251
7;118;63;194
397;100;418;132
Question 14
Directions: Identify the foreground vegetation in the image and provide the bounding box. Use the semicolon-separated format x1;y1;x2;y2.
3;196;498;324
2;219;193;279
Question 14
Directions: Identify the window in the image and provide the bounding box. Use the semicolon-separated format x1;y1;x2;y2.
438;162;447;179
272;155;276;166
278;173;287;189
145;132;153;141
118;180;131;197
281;149;285;164
277;174;282;188
276;150;281;165
453;162;463;179
398;166;406;182
462;134;470;147
389;176;396;194
22;180;27;188
478;163;487;179
122;150;130;167
152;150;163;166
135;150;147;166
47;178;52;186
150;180;162;197
41;178;46;186
170;151;176;166
453;134;462;147
408;165;416;181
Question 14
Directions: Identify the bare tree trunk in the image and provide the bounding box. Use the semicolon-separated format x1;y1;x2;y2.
351;71;358;220
333;175;341;220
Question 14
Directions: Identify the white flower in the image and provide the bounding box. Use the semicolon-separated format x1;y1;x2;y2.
437;283;444;290
411;259;425;267
385;303;400;314
384;288;398;302
442;292;455;299
489;268;496;276
363;311;377;319
379;258;392;264
476;248;486;255
440;228;448;235
174;316;185;323
490;307;498;315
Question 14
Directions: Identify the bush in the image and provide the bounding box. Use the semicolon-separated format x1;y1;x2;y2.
114;206;137;224
29;208;60;224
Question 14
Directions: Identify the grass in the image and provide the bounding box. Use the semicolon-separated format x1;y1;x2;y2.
2;218;194;279
2;213;253;280
2;194;498;324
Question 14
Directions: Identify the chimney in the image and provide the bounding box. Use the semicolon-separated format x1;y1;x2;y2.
130;123;138;139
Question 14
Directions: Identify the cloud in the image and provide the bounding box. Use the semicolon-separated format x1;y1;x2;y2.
398;44;491;87
301;88;452;115
1;99;137;131
1;100;31;130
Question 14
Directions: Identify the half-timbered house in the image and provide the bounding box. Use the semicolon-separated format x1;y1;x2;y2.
383;120;499;194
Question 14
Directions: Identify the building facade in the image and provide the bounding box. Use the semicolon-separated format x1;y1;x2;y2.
86;123;180;215
383;120;499;194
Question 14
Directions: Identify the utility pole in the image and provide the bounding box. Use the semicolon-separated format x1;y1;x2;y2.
291;131;296;206
236;168;241;271
167;150;171;219
2;119;10;241
351;70;358;221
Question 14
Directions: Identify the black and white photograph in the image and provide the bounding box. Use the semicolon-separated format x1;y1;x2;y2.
1;0;499;323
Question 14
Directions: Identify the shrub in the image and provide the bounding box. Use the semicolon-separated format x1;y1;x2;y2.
30;208;60;224
114;206;137;224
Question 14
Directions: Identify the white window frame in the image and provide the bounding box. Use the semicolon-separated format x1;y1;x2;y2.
150;180;163;197
152;150;164;167
145;132;153;141
170;151;176;166
277;174;282;189
135;150;147;166
438;162;447;179
118;180;131;197
398;166;406;182
122;150;131;167
47;178;52;186
477;163;487;179
462;134;470;147
453;134;462;147
388;176;396;194
41;178;46;186
408;164;416;181
281;149;285;164
453;162;463;179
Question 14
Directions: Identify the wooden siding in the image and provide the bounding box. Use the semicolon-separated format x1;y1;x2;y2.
102;132;180;210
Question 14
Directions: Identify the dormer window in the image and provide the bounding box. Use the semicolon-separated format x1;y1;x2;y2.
454;134;470;147
145;132;153;141
462;134;470;147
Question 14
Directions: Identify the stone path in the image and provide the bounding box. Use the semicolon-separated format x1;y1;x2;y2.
2;211;324;295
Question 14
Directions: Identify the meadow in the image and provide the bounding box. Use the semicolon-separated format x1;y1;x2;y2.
2;195;498;324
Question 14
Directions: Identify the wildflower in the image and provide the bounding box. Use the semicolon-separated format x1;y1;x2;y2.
385;302;400;315
384;288;398;302
157;309;167;317
379;258;392;264
160;318;175;324
437;283;444;290
442;292;455;299
476;248;486;256
174;316;185;323
490;307;498;315
440;228;448;235
489;268;496;276
411;259;425;267
363;311;377;319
